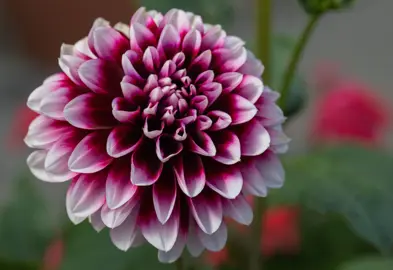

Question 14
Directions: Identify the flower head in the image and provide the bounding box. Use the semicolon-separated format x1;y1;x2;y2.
25;7;288;263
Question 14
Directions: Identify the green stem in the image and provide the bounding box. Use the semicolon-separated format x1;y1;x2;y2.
256;0;271;85
176;257;184;270
249;198;267;270
278;14;321;109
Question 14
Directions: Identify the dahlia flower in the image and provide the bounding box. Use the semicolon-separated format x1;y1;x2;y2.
25;7;289;263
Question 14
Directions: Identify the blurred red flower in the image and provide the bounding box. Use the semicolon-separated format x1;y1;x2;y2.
312;65;390;145
42;237;63;270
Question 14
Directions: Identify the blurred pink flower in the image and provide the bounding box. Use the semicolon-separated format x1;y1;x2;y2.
42;237;63;270
25;7;288;263
312;66;390;145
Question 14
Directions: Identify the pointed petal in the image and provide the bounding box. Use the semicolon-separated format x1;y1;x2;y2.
66;171;107;218
27;150;51;182
130;23;157;53
187;221;205;257
158;232;186;263
213;47;247;73
187;130;216;157
236;119;270;156
110;207;140;251
240;158;268;197
25;115;72;149
111;97;141;124
182;29;202;59
238;50;264;77
198;222;227;252
205;161;243;199
211;131;241;165
107;125;142;158
114;22;130;37
92;26;129;62
58;55;85;85
189;50;212;74
222;194;253;225
201;25;226;51
89;210;106;232
122;50;144;81
140;200;180;252
198;82;222;106
164;9;190;37
68;131;113;173
233;75;263;104
254;151;285;189
78;59;122;95
64;93;116;130
190;95;208;114
189;190;223;234
156;135;183;163
207;110;232;131
66;177;87;225
131;140;163;186
216;94;257;125
101;199;139;228
158;24;181;59
143;115;164;139
215;72;243;93
153;167;177;224
195;115;212;131
143;46;160;73
195;70;214;85
121;82;146;103
173;153;205;198
106;159;138;209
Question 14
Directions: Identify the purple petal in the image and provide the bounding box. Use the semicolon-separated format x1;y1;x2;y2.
107;125;143;158
40;86;84;120
222;194;253;225
25;115;73;149
187;12;204;32
164;9;190;37
158;25;181;59
205;161;243;199
211;131;241;165
159;60;177;78
187;130;216;157
195;70;214;85
195;115;212;131
64;93;116;130
101;199;139;228
121;82;146;103
44;132;84;182
198;82;222;106
110;207;140;251
130;23;157;53
253;151;285;188
66;178;87;225
122;50;144;81
174;124;187;141
236;119;270;156
143;46;160;73
216;94;257;125
131;140;163;186
27;82;60;112
173;153;205;198
87;18;110;55
106;159;138;209
201;25;226;51
238;50;264;77
112;97;141;124
78;59;122;95
140;199;180;252
92;26;129;62
198;222;227;251
213;47;247;73
131;7;160;33
189;190;223;234
189;50;212;74
215;72;243;93
68;131;113;173
190;95;208;114
266;125;290;154
89;210;106;232
58;55;85;85
158;232;186;263
66;171;107;218
27;150;51;182
156;135;183;163
172;52;186;67
182;29;202;59
224;36;245;51
233;75;263;104
240;158;268;197
153;167;177;224
143;115;164;139
114;22;130;38
187;222;204;257
144;74;159;93
207;110;232;131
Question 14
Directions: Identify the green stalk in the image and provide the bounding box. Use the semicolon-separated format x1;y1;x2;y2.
278;14;321;109
176;257;184;270
250;1;271;269
256;0;272;85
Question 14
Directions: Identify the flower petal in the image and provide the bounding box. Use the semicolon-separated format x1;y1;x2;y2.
189;190;222;234
143;46;160;73
122;50;144;81
205;161;243;199
187;130;216;157
173;153;205;198
130;23;157;53
68;131;113;173
240;158;268;197
158;24;181;59
236;119;270;156
158;232;186;263
101;198;139;228
106;159;138;209
156;135;183;163
207;110;232;131
189;50;212;74
131;140;163;186
222;194;253;225
201;25;226;51
110;207;140;251
187;221;205;257
211;131;241;165
238;50;264;77
215;72;243;93
78;59;122;95
253;151;285;189
213;47;247;73
27;150;51;182
153;167;177;224
216;94;257;125
182;29;202;59
89;209;106;232
107;125;143;158
111;97;141;124
64;93;116;130
143;115;164;139
199;82;222;107
92;26;129;62
198;222;227;252
233;75;263;104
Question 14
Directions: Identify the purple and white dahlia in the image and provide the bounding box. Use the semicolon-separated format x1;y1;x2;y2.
25;7;289;263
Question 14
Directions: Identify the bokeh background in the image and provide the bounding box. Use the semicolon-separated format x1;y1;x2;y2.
0;0;392;269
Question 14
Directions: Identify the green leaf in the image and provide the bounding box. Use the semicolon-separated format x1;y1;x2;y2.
338;256;393;270
269;145;393;254
61;221;175;270
0;175;55;263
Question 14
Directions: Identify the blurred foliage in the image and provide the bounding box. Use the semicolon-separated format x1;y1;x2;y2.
338;256;393;270
298;0;357;15
140;0;235;29
271;35;308;118
269;145;393;254
0;175;55;266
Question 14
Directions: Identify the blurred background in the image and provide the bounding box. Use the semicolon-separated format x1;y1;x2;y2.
0;0;392;269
